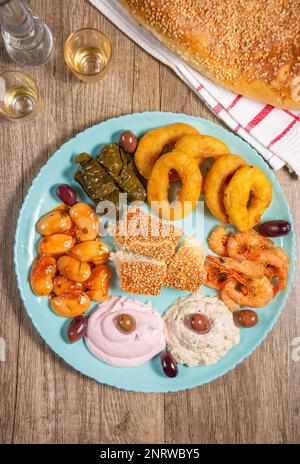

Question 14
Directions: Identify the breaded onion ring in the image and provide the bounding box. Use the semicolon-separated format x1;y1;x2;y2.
147;150;202;220
134;123;199;178
224;165;272;231
204;155;246;222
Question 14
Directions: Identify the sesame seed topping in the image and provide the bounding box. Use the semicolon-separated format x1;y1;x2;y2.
120;261;167;295
126;0;300;90
114;207;183;262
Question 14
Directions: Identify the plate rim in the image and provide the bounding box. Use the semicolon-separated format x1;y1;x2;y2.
14;111;296;393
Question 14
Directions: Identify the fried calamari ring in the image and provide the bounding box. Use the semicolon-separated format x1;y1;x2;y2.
175;134;231;164
224;165;272;231
176;134;232;193
147;150;202;220
134;123;199;178
204;155;246;222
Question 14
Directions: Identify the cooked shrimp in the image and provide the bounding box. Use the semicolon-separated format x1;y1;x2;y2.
227;229;274;260
220;288;241;312
208;226;230;256
256;249;288;290
206;255;265;280
204;262;233;290
263;265;278;283
224;276;274;308
273;247;289;267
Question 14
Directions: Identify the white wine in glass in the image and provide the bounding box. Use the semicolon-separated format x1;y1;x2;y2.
0;71;39;121
64;28;112;83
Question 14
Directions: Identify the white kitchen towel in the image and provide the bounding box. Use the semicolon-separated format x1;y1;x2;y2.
90;0;300;175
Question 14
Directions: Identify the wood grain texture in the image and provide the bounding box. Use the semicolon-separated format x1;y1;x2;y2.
0;0;299;445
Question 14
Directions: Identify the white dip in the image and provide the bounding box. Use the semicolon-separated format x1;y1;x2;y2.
163;291;240;366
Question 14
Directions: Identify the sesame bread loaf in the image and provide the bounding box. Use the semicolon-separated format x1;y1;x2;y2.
119;0;300;109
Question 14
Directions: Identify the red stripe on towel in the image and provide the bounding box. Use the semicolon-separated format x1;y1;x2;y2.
214;103;223;114
245;104;274;131
283;109;300;121
228;95;242;110
268;119;297;148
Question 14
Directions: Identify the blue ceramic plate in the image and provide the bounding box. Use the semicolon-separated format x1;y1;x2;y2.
14;112;295;392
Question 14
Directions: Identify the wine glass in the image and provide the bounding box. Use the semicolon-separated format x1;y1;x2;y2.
64;28;112;83
0;70;39;122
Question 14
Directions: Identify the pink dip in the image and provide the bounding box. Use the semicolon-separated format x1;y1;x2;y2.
86;296;165;367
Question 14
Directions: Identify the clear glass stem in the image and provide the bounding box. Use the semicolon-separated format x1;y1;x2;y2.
0;0;53;66
0;0;29;32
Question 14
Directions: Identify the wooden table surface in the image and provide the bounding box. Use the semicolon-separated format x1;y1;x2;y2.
0;0;299;445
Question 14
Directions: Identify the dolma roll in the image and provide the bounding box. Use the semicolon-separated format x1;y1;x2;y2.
98;144;146;202
74;153;121;207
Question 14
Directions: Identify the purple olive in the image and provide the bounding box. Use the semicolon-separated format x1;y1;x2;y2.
233;310;258;328
119;131;137;153
56;184;77;206
189;313;211;334
258;220;291;237
67;315;88;343
160;351;178;378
